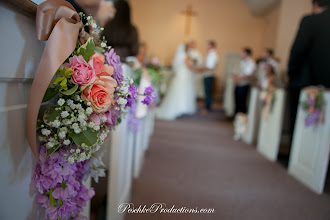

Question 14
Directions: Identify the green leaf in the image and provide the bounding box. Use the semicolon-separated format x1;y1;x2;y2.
43;106;62;125
77;37;95;62
74;84;90;95
42;88;58;102
46;145;61;157
69;128;98;147
60;84;79;96
64;68;74;78
95;46;105;53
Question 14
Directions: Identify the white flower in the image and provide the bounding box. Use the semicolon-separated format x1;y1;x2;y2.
78;113;87;121
74;95;81;101
70;149;75;153
63;119;72;125
92;23;97;29
52;120;61;128
118;98;127;106
101;42;107;48
75;103;82;110
93;125;100;131
86;107;93;115
63;139;71;145
120;86;129;95
100;27;104;31
60;127;68;132
87;16;92;21
68;156;75;164
58;98;65;106
74;128;82;134
76;149;81;154
72;123;79;130
46;142;54;149
41;128;51;136
88;122;95;128
67;99;74;106
58;131;66;139
61;111;69;118
80;121;87;128
101;116;107;123
80;152;87;160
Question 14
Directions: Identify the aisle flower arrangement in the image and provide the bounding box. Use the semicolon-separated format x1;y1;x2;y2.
31;6;155;219
301;87;325;127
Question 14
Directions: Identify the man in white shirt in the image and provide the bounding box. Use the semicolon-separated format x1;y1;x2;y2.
234;47;256;114
198;40;219;113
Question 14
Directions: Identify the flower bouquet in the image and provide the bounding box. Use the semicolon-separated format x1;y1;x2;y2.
28;1;155;219
301;86;325;127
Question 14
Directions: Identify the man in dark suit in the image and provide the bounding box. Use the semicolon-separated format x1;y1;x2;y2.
288;0;330;145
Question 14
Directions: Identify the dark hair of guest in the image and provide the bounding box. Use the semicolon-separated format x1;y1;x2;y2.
266;48;274;56
208;40;216;48
243;47;253;56
102;0;139;60
312;0;330;7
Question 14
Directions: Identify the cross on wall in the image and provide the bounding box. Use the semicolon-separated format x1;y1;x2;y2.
181;4;197;36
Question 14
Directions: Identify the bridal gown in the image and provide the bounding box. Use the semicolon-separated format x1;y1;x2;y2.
157;46;197;120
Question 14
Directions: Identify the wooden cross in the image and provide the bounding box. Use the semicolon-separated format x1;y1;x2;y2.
181;5;197;36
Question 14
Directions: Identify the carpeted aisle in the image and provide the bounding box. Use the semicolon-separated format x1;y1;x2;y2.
125;113;330;220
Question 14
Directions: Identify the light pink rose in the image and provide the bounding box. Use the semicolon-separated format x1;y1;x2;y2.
64;55;96;86
89;53;105;74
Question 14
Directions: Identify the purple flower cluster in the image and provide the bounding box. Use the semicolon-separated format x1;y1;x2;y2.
142;87;156;105
305;109;320;127
105;49;124;84
126;84;138;107
105;108;120;130
33;146;94;220
128;102;141;133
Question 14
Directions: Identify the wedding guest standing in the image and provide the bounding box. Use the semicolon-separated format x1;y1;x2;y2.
288;0;330;144
257;49;279;90
102;0;139;62
200;40;219;114
234;48;256;114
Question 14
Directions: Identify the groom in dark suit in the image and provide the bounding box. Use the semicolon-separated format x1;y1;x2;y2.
288;0;330;145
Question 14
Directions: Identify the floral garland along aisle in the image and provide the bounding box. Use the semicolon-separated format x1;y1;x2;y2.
30;3;156;220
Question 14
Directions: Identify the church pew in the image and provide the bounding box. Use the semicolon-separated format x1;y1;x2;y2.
288;89;330;194
257;88;286;161
106;64;135;220
244;87;262;145
222;52;242;117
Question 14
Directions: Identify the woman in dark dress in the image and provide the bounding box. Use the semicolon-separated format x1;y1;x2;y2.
102;0;139;62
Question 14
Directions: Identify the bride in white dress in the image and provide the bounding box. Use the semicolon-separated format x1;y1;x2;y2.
157;43;197;120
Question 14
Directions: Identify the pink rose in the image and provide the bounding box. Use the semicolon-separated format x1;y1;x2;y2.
81;67;117;113
89;53;105;74
64;55;96;86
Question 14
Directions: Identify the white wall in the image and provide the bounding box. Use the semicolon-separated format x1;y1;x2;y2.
0;3;44;220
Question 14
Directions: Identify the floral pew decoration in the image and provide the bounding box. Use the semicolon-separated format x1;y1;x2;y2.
28;1;155;219
301;86;325;127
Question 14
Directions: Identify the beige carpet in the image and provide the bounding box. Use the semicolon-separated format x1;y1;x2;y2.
125;113;330;220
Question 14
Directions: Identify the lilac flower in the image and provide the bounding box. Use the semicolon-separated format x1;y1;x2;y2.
126;84;138;107
142;87;156;105
105;49;124;84
105;108;120;130
307;98;315;107
33;146;95;220
128;102;141;133
305;109;320;127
